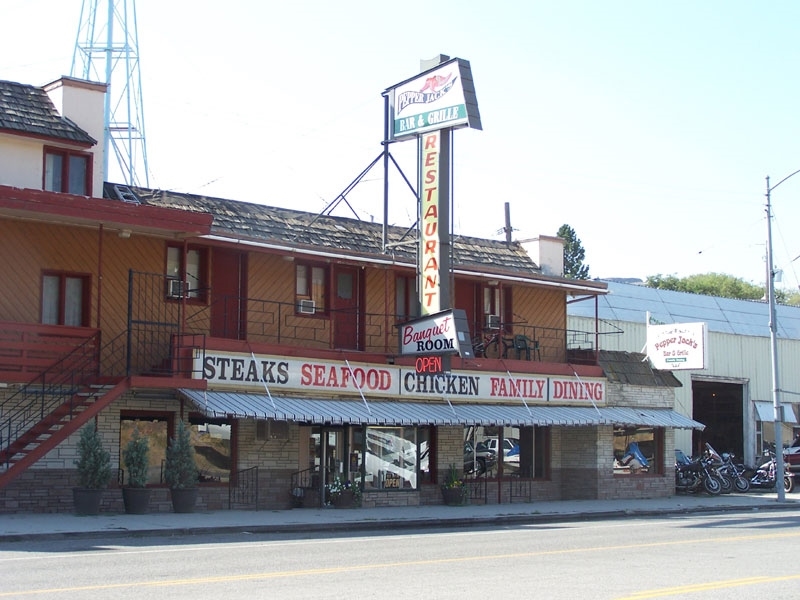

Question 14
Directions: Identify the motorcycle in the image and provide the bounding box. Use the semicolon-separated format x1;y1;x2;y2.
675;449;722;495
739;446;795;494
704;443;749;493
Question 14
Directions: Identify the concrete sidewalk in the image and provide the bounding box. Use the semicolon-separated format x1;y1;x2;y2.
1;492;797;543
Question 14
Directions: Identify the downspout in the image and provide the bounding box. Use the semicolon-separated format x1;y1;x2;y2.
96;224;103;329
181;240;188;336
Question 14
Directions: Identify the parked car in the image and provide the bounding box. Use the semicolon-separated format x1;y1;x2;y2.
784;435;800;474
484;437;519;457
464;441;496;475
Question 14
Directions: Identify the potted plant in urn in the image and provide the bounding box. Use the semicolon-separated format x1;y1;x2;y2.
73;421;111;515
327;476;360;508
121;425;151;514
441;464;467;506
164;419;198;513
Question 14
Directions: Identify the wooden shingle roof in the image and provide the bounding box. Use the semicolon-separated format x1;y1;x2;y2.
127;186;546;277
0;80;95;145
598;350;682;388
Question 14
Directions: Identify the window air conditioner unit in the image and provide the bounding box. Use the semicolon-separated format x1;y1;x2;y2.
167;279;188;298
485;314;501;330
298;299;316;314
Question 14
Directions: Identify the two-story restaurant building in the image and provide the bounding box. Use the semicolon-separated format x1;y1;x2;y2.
0;76;702;513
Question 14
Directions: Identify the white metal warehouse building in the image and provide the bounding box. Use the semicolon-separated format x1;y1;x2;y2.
568;280;800;466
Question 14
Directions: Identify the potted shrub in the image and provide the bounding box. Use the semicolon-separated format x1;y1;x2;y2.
440;464;467;506
164;419;198;513
121;425;151;514
73;421;111;515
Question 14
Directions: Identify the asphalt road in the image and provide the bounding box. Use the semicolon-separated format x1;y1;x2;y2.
1;509;799;599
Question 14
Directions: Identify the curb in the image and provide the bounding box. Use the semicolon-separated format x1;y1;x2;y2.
1;501;796;544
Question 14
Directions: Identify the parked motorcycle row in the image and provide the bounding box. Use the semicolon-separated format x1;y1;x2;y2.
675;443;795;495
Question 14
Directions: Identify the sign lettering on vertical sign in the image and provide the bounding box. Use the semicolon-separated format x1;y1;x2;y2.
421;131;440;314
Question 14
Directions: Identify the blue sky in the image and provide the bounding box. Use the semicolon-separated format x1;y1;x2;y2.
4;1;800;289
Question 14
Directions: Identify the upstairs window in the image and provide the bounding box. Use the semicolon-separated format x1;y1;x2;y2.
166;245;208;302
396;275;420;322
44;147;91;196
295;263;327;314
41;272;90;326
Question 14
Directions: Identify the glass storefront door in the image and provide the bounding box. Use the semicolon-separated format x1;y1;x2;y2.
304;426;365;506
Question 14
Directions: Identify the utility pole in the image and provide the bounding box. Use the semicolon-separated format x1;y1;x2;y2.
763;170;800;502
71;0;149;187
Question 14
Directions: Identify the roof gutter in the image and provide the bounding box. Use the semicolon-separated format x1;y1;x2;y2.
200;234;399;266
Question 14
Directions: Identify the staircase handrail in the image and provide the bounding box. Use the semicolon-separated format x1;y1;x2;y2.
0;330;127;462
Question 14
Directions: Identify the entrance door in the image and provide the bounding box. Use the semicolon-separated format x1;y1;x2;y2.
692;380;744;458
309;427;346;506
210;248;246;339
454;279;481;337
332;265;362;350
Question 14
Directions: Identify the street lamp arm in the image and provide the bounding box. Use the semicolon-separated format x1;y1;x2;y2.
767;168;800;193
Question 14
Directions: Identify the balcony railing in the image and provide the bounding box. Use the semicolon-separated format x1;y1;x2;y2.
0;323;101;383
182;295;602;365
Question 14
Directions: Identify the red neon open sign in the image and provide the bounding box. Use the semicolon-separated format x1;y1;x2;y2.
415;355;443;374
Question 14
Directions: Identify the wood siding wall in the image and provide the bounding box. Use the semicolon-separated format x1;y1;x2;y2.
0;216;575;365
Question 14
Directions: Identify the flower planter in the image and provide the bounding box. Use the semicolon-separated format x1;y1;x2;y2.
73;488;104;515
441;487;466;506
332;489;356;508
170;487;198;513
122;487;151;514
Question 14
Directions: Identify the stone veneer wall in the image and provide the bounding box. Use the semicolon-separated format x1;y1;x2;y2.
1;377;683;512
601;382;679;499
235;418;299;510
1;392;175;513
607;382;675;409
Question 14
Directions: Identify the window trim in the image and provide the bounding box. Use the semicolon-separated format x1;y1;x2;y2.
43;145;92;196
40;270;91;327
295;262;329;316
395;274;420;322
187;413;235;484
165;244;209;303
613;426;664;476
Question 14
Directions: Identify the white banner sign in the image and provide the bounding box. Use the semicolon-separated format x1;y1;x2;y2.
646;321;708;370
195;351;606;405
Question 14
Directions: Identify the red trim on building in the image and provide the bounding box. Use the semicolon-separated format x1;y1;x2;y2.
0;185;213;235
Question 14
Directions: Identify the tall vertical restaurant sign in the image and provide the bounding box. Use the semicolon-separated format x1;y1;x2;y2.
385;57;481;315
420;130;443;314
646;320;708;370
385;57;482;141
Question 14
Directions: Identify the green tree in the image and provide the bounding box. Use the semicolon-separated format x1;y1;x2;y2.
557;224;590;280
75;422;111;489
164;420;198;489
644;272;800;304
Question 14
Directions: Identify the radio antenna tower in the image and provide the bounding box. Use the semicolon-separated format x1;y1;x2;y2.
70;0;149;187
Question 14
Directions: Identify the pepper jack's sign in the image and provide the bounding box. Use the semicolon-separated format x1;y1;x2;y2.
195;351;605;405
646;320;708;370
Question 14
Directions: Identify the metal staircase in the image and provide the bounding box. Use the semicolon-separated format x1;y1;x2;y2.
0;269;205;490
0;331;129;489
